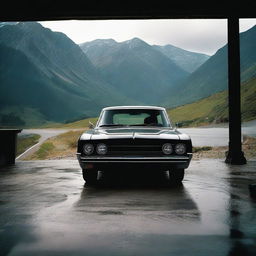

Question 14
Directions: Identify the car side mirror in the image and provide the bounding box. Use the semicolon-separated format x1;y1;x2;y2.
175;122;182;128
89;121;95;129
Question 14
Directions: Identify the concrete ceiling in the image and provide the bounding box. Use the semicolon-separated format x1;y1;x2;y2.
1;1;256;21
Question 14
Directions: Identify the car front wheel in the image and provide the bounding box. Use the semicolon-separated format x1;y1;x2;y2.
169;168;184;183
82;169;98;185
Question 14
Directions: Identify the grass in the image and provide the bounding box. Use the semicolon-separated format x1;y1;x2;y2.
167;91;228;126
16;134;41;156
45;77;255;130
47;117;98;129
25;130;84;160
193;146;212;153
26;130;256;161
0;106;55;128
168;76;256;127
192;135;256;160
33;142;55;159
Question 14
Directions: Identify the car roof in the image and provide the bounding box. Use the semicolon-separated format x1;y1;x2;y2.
102;106;166;111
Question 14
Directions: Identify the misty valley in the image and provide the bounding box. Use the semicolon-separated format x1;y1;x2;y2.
0;22;255;128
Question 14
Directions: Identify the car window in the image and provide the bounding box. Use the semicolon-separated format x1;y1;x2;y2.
157;115;162;124
98;109;170;127
113;113;150;125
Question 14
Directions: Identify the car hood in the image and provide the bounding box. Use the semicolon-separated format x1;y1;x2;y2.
80;127;190;141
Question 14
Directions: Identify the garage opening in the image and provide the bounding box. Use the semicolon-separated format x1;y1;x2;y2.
0;18;255;163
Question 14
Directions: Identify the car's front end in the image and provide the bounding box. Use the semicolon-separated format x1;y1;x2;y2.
77;130;192;171
77;106;192;184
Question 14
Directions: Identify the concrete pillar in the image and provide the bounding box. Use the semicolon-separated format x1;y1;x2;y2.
225;17;247;165
0;129;22;166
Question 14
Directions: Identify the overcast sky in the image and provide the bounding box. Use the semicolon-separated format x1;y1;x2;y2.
40;19;256;56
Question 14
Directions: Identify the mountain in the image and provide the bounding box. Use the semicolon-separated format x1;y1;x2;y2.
1;22;255;127
0;22;137;126
46;75;256;129
167;76;256;127
0;22;18;28
164;25;256;108
153;44;210;73
80;38;189;104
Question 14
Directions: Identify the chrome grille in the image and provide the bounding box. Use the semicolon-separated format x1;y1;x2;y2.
108;144;163;156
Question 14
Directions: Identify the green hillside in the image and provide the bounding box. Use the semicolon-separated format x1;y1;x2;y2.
1;22;255;128
47;117;98;129
164;25;256;108
0;22;138;127
57;77;255;129
168;77;256;127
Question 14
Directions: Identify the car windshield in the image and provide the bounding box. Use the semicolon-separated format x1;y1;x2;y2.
98;109;171;127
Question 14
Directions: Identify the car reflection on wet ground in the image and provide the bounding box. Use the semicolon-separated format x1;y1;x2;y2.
0;159;255;256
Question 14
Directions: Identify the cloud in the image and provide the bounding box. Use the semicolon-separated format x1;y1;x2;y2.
40;18;255;56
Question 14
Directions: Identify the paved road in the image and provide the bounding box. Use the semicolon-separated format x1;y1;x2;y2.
16;129;79;160
17;120;256;159
179;127;229;147
242;120;256;137
20;129;69;141
0;159;255;255
180;120;256;147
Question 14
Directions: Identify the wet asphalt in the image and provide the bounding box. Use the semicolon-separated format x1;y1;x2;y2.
0;159;256;256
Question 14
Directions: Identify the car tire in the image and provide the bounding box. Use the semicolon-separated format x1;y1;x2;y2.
169;168;184;184
82;169;98;185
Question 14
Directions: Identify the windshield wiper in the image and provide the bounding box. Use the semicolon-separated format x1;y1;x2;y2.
99;124;127;127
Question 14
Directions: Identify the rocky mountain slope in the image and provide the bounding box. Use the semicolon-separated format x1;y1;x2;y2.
0;22;137;126
80;38;189;104
164;25;256;108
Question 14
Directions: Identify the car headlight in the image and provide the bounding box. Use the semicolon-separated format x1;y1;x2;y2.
83;144;94;155
162;143;173;155
96;143;107;155
175;143;186;155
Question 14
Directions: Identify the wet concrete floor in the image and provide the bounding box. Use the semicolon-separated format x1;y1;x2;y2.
0;159;256;256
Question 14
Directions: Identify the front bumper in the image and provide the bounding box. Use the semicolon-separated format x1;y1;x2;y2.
77;153;193;170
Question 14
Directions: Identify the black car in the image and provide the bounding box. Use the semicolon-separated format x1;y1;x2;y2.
77;106;192;184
